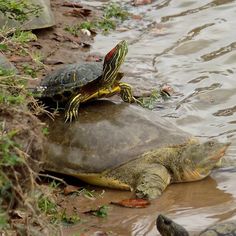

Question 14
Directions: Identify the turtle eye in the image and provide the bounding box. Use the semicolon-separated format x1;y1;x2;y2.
63;90;72;98
163;218;171;225
208;141;215;147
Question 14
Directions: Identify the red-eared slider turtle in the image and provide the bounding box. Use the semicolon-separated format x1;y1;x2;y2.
156;214;236;236
0;0;55;30
35;40;137;122
43;101;229;199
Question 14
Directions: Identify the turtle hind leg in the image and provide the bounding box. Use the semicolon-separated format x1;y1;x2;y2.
119;82;142;105
65;94;82;122
135;164;171;199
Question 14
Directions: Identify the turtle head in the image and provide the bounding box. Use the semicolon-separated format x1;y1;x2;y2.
156;214;189;236
171;140;230;182
102;40;128;86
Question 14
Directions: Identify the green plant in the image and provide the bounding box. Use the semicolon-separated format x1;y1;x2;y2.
92;205;109;218
64;25;79;37
31;51;43;64
0;68;15;77
49;180;60;189
0;124;32;232
104;3;129;21
0;129;23;167
12;30;37;44
0;208;9;230
61;210;80;225
75;188;96;200
0;43;8;51
97;18;116;33
0;69;28;106
65;2;129;36
65;21;95;37
22;64;37;78
38;195;57;215
79;21;95;31
138;89;162;110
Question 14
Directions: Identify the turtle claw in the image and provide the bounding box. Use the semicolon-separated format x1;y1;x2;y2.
64;109;79;123
119;82;136;103
133;97;142;105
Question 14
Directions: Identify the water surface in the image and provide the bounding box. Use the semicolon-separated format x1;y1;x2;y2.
64;0;236;235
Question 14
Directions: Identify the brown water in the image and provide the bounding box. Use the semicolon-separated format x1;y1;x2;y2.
63;0;236;235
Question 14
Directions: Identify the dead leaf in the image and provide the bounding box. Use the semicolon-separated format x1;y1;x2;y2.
93;232;109;236
64;185;81;195
160;84;174;96
31;42;43;49
117;27;130;32
9;55;31;62
131;14;143;20
133;0;153;6
51;32;65;42
85;54;102;62
79;232;108;236
65;34;82;43
84;205;108;217
62;2;83;8
63;9;92;17
12;209;27;219
111;198;150;208
43;58;64;65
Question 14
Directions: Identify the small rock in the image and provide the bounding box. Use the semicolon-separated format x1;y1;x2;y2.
81;29;91;36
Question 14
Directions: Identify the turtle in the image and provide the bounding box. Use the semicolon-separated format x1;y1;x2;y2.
43;101;229;199
156;214;236;236
0;0;55;30
35;40;137;122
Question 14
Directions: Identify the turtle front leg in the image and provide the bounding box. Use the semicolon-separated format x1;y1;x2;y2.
65;91;101;122
119;82;142;104
135;164;171;199
65;94;82;122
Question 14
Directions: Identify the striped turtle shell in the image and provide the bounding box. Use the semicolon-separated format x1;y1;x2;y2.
39;62;103;101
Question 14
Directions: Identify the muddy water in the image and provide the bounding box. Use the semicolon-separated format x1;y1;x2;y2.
63;0;236;235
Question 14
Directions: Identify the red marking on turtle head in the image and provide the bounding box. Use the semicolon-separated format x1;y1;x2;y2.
105;47;116;62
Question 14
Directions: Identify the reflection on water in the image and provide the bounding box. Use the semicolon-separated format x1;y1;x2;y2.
65;0;236;235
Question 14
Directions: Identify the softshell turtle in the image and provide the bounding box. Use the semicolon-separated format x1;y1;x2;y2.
0;0;55;30
35;40;136;122
43;101;229;199
156;214;236;236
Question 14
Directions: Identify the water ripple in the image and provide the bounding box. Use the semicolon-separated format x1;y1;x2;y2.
161;0;234;22
201;41;236;61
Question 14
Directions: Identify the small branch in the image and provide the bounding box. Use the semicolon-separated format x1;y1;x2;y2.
38;173;68;186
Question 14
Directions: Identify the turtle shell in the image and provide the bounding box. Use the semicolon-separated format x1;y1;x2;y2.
0;0;55;30
43;100;193;174
39;62;103;101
